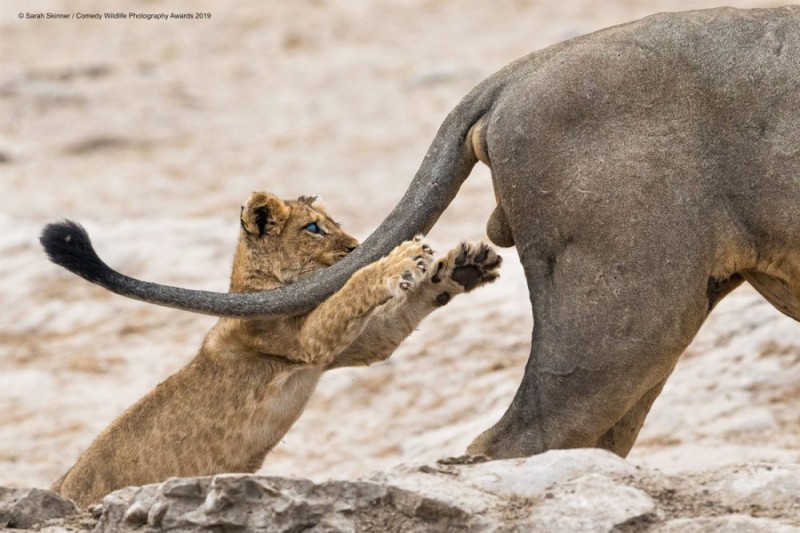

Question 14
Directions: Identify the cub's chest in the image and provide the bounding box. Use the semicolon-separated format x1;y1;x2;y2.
244;366;323;434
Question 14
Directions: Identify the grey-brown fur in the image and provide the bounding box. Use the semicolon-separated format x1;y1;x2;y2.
42;7;800;460
50;193;500;507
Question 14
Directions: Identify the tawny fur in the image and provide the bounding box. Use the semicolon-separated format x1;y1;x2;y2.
52;192;501;507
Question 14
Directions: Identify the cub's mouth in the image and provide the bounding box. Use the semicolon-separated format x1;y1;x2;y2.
319;250;356;270
296;254;347;279
331;245;359;264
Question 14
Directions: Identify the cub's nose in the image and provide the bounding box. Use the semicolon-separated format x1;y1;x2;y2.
346;245;357;253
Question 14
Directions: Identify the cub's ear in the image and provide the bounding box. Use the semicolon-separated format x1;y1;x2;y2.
240;192;290;237
298;195;325;209
297;195;318;206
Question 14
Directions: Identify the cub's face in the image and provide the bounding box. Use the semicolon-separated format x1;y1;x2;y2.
237;192;359;288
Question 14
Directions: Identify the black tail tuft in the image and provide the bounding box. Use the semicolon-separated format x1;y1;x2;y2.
40;220;110;282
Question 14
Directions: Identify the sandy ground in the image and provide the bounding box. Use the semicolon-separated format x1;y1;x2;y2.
1;0;798;491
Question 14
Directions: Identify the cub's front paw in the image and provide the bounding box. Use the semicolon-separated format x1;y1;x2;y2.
382;236;434;297
432;242;502;294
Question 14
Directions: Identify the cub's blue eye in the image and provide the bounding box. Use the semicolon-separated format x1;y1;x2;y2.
304;222;321;234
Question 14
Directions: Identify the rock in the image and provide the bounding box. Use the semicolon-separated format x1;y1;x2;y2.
454;447;641;497
97;475;459;532
0;487;78;529
520;473;658;532
374;449;656;532
652;515;799;532
700;463;800;516
3;450;799;531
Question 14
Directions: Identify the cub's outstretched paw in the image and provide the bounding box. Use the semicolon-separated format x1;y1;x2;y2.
432;242;501;295
382;236;434;297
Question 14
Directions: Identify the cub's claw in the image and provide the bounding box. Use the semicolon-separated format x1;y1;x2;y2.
383;238;435;297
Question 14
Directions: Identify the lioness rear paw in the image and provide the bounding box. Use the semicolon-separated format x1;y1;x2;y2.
432;242;501;293
383;236;434;297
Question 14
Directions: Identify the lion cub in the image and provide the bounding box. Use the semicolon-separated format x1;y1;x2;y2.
52;192;501;507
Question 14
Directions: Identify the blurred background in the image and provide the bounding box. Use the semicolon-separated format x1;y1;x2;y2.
1;0;797;489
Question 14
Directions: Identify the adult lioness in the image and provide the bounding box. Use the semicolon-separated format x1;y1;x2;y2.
47;192;501;507
42;7;800;460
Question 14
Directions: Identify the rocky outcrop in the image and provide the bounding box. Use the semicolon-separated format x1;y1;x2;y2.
2;450;798;531
0;487;88;531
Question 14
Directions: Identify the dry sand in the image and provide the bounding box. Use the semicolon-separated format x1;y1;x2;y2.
1;0;797;491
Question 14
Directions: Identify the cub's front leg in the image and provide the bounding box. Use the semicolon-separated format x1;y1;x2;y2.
298;237;433;366
330;241;502;368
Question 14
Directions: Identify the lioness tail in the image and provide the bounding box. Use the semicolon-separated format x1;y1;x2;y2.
40;221;111;284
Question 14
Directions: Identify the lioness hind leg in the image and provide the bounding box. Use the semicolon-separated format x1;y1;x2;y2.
743;271;800;322
467;247;711;459
594;376;669;456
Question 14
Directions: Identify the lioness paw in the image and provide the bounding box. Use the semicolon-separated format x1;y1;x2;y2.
432;242;501;293
383;236;434;297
